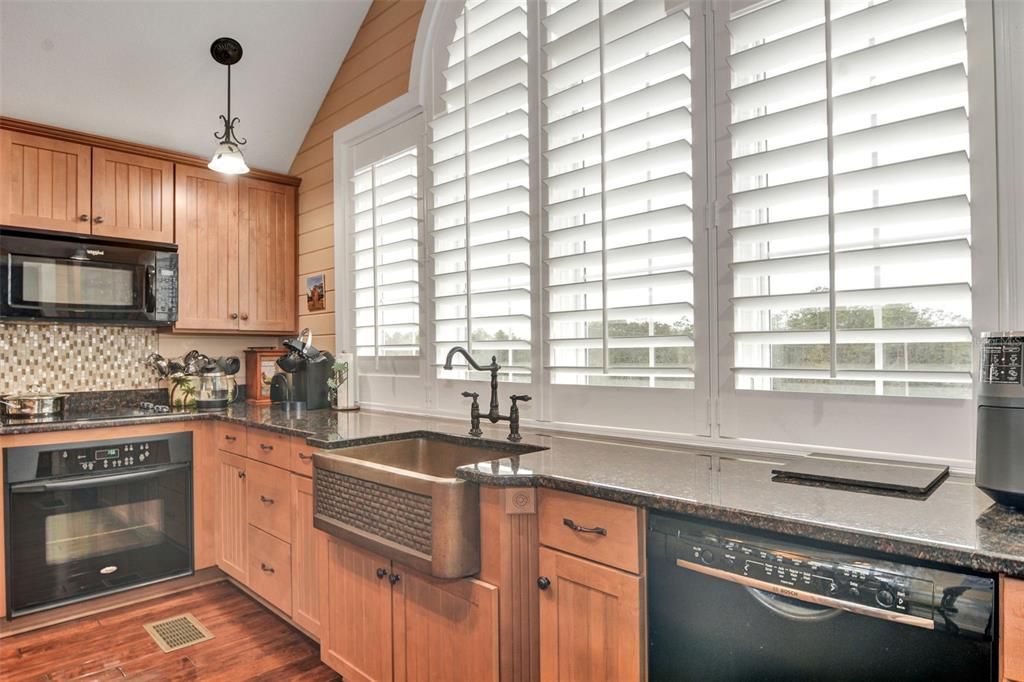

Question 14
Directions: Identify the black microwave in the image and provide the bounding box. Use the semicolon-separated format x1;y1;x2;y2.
0;228;178;325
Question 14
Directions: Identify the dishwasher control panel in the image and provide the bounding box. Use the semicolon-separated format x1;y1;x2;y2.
676;530;924;614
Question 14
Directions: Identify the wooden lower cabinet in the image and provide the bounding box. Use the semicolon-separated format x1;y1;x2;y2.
292;475;325;636
248;525;293;615
215;450;248;583
321;537;394;682
1004;577;1024;681
321;535;500;682
538;546;645;682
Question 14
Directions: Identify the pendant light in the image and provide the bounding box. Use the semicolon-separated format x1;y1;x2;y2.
208;37;249;175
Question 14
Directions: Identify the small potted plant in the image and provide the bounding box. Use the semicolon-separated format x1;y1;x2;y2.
326;358;357;411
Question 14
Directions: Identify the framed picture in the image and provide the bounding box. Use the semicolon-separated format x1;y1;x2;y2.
306;273;326;312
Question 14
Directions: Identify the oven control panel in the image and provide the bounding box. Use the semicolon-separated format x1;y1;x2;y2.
37;439;173;477
676;530;929;614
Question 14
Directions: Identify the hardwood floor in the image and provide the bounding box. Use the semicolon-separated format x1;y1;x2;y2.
0;582;339;681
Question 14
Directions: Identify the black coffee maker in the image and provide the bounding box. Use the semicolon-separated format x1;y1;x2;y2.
269;328;334;411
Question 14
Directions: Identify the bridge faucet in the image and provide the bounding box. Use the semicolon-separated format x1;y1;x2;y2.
443;346;530;442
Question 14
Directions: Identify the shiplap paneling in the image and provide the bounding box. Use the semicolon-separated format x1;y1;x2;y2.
289;0;425;351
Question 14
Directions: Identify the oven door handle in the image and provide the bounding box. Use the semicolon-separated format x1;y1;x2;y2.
675;559;935;630
9;463;191;493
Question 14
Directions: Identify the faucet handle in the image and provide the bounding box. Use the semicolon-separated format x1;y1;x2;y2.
461;391;479;401
510;394;532;404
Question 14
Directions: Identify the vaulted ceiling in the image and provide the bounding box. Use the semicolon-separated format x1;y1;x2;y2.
0;0;372;173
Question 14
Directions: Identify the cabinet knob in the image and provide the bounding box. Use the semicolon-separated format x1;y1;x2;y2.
94;216;104;224
537;576;551;590
237;470;246;479
376;567;389;580
231;313;239;320
388;573;401;586
240;313;249;321
79;214;89;222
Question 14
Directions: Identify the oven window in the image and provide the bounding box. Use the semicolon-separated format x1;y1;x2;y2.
45;499;166;564
17;256;138;307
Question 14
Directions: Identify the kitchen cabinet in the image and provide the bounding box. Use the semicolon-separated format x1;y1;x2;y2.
538;547;644;682
216;450;249;583
320;535;499;682
173;169;296;334
291;475;324;636
91;148;174;243
248;524;293;615
174;165;240;331
238;177;297;333
1004;576;1024;681
321;536;394;682
0;130;91;234
246;457;292;543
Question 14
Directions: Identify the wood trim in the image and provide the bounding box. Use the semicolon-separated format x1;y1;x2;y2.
1004;576;1024;682
0;117;301;187
0;567;227;639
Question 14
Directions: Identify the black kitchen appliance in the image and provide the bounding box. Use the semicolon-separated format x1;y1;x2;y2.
976;331;1024;507
648;512;996;681
269;329;334;410
0;227;178;325
4;432;193;616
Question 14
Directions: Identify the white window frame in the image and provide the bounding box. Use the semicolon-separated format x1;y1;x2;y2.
334;0;1007;471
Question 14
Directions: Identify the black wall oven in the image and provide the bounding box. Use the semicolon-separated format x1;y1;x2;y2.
648;512;996;681
0;227;178;325
4;432;193;617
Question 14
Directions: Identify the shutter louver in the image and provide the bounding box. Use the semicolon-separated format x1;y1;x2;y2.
543;0;695;389
353;148;421;357
430;0;532;382
728;0;973;398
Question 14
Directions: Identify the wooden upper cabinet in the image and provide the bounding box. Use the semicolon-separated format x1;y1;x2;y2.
91;148;174;243
238;177;297;334
321;536;394;682
0;130;91;234
538;547;645;682
174;165;240;331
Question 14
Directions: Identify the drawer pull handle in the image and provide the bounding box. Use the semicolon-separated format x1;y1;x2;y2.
224;435;237;441
259;495;274;505
261;563;275;574
563;517;607;536
298;452;313;462
260;443;274;451
376;567;389;580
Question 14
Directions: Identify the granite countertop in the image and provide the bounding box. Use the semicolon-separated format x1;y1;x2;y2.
3;404;1024;577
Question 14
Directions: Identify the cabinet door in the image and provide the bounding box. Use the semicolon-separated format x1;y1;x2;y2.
538;547;645;682
216;450;248;583
393;565;499;682
291;475;325;636
174;165;239;331
91;148;174;243
238;177;296;333
321;536;393;682
1004;577;1024;682
0;130;91;234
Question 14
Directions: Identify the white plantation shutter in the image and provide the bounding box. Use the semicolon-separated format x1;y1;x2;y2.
353;147;421;358
430;0;532;383
543;0;696;389
727;0;973;398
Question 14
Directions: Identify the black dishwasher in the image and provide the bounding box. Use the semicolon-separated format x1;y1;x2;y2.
647;512;996;681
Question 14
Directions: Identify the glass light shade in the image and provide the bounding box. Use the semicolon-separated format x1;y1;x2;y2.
208;142;250;175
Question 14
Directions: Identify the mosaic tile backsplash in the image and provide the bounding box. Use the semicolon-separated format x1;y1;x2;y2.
0;324;161;394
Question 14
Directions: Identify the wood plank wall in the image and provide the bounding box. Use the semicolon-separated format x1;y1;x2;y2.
289;0;426;355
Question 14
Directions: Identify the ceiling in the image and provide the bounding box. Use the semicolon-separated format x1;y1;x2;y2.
0;0;372;174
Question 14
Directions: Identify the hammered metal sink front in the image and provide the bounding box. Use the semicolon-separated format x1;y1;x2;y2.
312;432;544;578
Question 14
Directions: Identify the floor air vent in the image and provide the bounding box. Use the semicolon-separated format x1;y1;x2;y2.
143;613;214;652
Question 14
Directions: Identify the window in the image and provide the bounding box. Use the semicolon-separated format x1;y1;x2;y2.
542;0;697;389
353;147;421;358
726;0;974;399
429;0;532;382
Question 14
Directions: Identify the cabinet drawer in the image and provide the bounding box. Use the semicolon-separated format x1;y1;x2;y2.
289;437;316;477
215;422;247;455
248;525;292;616
246;459;292;543
246;428;291;469
539;489;643;574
